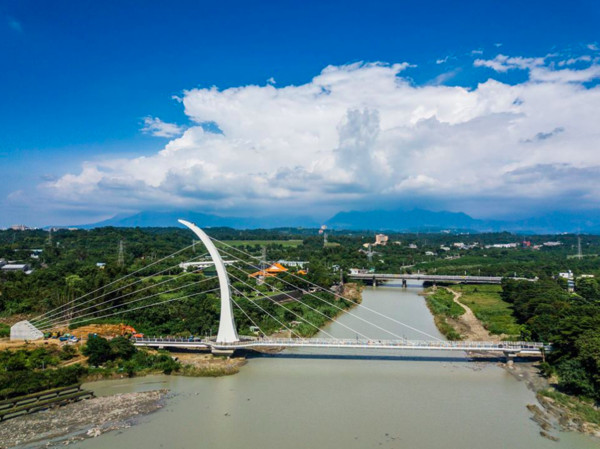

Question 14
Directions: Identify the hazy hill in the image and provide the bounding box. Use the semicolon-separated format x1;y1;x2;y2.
74;208;600;234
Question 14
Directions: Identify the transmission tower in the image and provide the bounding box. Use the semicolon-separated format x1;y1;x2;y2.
261;246;267;272
577;235;583;260
117;240;125;267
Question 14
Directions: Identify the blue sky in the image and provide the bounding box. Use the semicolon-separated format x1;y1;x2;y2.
1;0;600;227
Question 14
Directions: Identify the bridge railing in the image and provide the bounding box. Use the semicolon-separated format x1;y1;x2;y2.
132;336;548;351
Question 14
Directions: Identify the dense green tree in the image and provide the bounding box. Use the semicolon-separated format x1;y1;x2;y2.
82;335;113;366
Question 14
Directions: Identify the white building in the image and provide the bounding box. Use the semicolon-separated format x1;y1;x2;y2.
277;260;309;268
374;234;389;246
543;241;562;247
1;263;32;274
179;260;235;271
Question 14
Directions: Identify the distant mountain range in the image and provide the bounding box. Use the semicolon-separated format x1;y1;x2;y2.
78;211;321;230
326;209;600;234
73;208;600;234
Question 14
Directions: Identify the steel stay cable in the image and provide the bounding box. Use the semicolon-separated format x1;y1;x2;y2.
229;284;301;339
39;277;216;331
224;252;400;341
39;276;218;331
227;269;341;340
229;271;336;339
32;242;199;322
33;251;209;326
42;288;220;331
215;238;443;342
229;295;266;337
37;255;211;328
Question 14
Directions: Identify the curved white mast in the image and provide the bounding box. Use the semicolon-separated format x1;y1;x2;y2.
178;219;239;343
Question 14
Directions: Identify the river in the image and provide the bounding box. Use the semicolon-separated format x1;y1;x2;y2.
76;284;598;449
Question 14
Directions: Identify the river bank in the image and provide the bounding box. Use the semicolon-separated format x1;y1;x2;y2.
424;286;600;442
504;361;600;441
0;389;168;448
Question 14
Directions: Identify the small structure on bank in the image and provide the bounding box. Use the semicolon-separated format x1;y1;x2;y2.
10;320;44;341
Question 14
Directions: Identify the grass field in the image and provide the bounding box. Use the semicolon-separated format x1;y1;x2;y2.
424;289;464;340
217;240;303;247
451;284;521;337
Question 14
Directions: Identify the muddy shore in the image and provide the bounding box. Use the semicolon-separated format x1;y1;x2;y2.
0;389;168;449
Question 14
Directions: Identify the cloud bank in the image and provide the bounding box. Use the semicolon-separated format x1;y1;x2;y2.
41;55;600;219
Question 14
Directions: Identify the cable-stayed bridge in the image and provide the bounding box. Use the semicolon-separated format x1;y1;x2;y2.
132;336;546;356
13;219;550;361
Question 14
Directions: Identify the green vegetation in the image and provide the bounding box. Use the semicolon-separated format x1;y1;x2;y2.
451;285;521;337
424;289;464;340
502;278;600;401
0;337;183;400
84;335;179;376
0;323;9;338
425;288;464;318
539;389;600;426
0;346;85;400
216;239;303;247
180;363;241;377
1;226;600;412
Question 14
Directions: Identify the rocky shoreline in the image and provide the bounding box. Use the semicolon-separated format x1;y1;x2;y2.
0;389;168;448
504;361;600;442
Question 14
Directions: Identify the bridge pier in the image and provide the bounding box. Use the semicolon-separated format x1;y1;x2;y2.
402;279;407;288
211;348;235;356
504;352;516;366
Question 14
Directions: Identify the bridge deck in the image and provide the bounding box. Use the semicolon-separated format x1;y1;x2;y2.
347;274;537;284
133;337;548;355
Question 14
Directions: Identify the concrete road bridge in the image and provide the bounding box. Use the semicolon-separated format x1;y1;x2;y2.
347;273;537;286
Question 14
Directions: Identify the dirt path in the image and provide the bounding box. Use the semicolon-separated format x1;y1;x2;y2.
445;288;499;341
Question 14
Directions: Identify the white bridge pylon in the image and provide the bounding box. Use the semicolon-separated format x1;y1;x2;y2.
178;219;239;343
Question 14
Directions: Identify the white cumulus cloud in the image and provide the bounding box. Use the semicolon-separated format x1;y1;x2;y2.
42;59;600;218
141;116;184;138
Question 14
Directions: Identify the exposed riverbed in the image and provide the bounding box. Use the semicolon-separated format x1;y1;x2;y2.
69;284;597;449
